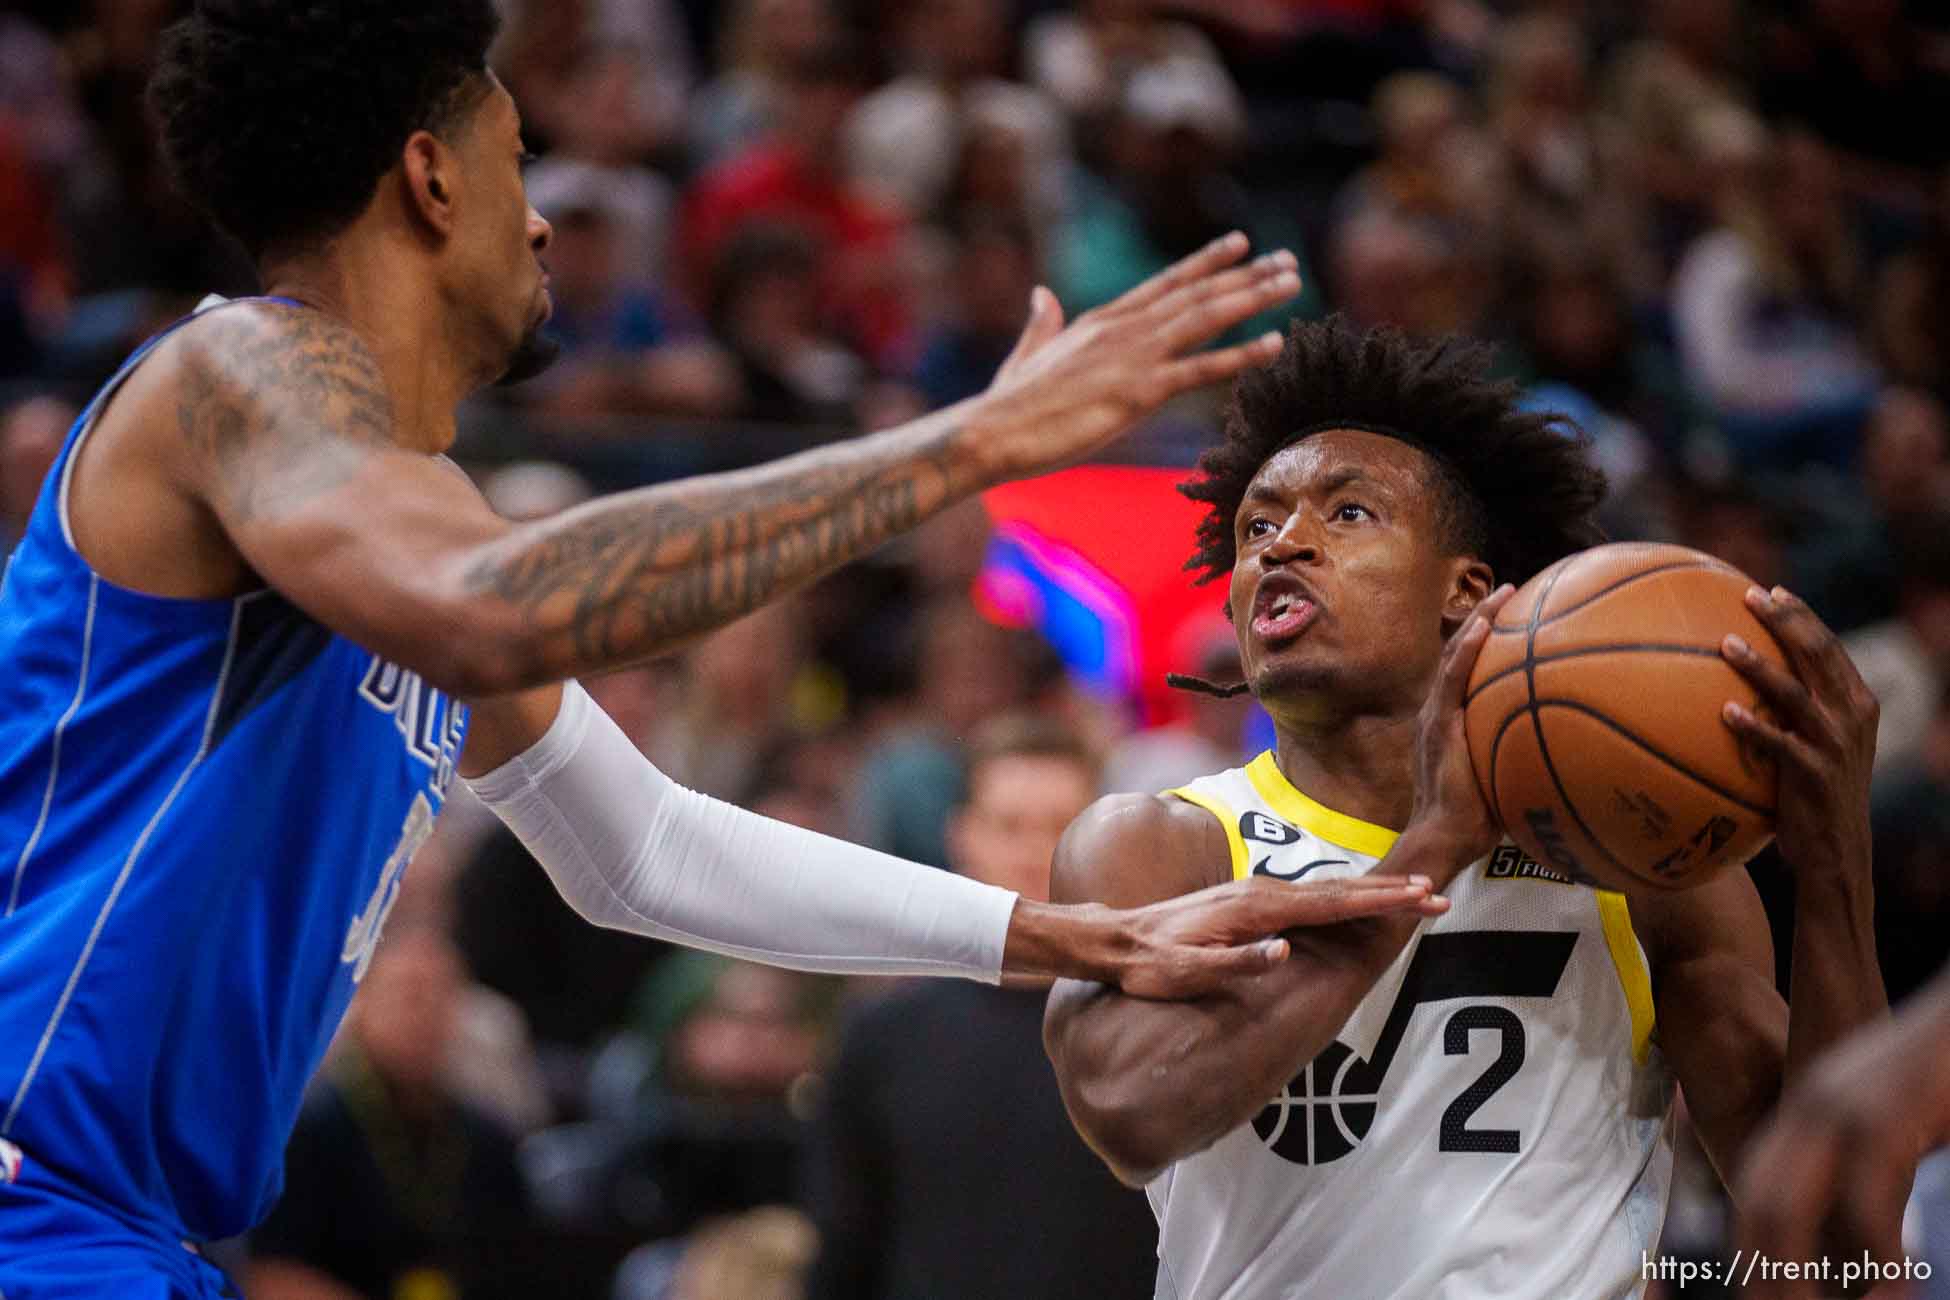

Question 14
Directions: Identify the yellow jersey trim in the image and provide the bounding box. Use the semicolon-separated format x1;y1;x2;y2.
1243;752;1401;860
1595;890;1656;1065
1164;787;1250;881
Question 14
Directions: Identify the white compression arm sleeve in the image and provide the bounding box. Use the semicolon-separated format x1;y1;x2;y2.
464;683;1017;981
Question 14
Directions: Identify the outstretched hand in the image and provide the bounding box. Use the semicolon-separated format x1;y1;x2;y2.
1108;874;1448;1001
967;232;1302;485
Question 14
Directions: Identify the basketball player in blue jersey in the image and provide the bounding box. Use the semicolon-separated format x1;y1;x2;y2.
1043;319;1900;1298
0;4;1452;1296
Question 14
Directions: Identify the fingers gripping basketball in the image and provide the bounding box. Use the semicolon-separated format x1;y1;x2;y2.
1462;543;1787;892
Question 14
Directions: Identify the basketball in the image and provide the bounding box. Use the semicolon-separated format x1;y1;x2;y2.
1462;542;1789;893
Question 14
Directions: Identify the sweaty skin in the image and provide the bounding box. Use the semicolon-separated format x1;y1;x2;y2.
1044;429;1888;1207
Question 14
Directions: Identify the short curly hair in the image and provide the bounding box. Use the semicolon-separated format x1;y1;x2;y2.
148;0;501;261
1182;317;1607;590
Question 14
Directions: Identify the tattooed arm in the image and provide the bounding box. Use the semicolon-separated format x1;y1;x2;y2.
182;235;1299;698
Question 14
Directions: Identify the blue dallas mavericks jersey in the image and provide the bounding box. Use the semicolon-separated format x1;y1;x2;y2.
0;299;469;1243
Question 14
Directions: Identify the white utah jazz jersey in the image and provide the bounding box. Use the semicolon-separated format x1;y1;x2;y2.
1154;753;1675;1300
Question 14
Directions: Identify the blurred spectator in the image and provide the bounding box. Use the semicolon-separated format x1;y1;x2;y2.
1871;681;1950;1006
1329;207;1478;340
1864;678;1950;1013
844;0;1069;233
1507;236;1694;441
1843;516;1950;777
1673;480;1790;599
519;162;741;421
909;211;1038;410
938;103;1053;249
849;598;1044;868
1790;387;1950;635
496;0;691;165
526;147;672;276
1671;125;1880;472
57;0;253;303
1025;0;1238;133
685;0;839;171
0;15;77;335
650;600;809;800
1872;167;1950;401
678;36;914;370
1760;0;1950;208
1601;0;1747;289
1483;16;1607;255
615;1204;817;1300
248;926;545;1299
1503;237;1693;538
1055;58;1310;337
631;953;833;1110
1333;71;1491;246
572;953;839;1241
1;391;71;554
701;222;866;425
550;46;683;171
1860;387;1950;524
806;716;1159;1300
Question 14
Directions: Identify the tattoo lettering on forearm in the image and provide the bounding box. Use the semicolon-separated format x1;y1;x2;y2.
176;306;392;522
466;435;952;668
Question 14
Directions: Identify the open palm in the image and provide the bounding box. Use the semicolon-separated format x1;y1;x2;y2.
968;233;1302;484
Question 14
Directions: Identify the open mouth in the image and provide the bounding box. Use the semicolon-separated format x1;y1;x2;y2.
1251;584;1319;644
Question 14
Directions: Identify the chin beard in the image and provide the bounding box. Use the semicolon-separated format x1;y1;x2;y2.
494;326;564;388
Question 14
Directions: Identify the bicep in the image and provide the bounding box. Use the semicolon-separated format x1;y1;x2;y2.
1638;870;1786;1182
1045;794;1228;1028
222;448;513;680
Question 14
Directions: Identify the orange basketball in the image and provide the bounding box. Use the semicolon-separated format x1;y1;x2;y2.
1462;542;1787;893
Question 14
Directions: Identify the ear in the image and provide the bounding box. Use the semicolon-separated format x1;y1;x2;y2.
401;130;459;240
1439;557;1496;636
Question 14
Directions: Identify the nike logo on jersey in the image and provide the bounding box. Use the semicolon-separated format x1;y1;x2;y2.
1252;856;1351;882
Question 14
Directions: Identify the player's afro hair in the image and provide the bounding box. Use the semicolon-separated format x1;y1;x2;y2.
148;0;501;261
1181;317;1607;590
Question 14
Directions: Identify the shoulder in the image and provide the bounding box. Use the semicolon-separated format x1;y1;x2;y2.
168;302;388;417
1051;791;1232;908
158;301;393;517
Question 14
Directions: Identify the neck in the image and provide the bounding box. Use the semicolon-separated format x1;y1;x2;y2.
1270;705;1420;831
262;238;473;455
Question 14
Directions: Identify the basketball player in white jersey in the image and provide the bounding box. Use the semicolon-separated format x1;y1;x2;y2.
1043;318;1896;1299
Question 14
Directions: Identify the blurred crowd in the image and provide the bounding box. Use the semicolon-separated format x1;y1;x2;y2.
4;0;1950;1297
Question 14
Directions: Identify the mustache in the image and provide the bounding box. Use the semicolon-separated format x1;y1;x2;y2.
495;325;564;388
